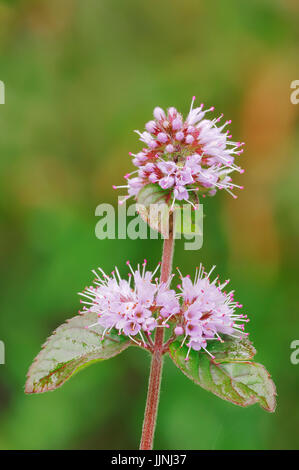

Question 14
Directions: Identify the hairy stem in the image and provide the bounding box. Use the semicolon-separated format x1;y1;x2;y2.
139;215;174;450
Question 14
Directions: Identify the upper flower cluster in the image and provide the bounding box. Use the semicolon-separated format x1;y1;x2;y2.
115;97;244;207
79;262;248;357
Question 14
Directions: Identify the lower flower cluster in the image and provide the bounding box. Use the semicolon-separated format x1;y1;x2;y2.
79;262;249;358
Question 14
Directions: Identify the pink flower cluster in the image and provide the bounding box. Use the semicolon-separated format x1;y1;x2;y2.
79;261;180;344
115;98;244;206
79;262;248;357
175;265;249;360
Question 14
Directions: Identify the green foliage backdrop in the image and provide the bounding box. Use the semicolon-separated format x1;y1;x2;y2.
0;0;298;449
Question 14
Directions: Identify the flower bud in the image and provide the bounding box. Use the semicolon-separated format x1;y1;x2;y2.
153;107;166;120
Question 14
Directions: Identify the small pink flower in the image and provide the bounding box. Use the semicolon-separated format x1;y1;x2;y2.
157;132;168;143
159;176;175;189
127;177;144;196
175;131;184;141
153;107;166;120
172;117;183;131
145;120;157;133
174;326;184;336
165;144;174;153
185;134;194;144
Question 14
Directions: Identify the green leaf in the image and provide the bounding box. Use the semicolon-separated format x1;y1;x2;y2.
25;312;130;394
169;337;276;412
204;335;256;363
136;183;202;238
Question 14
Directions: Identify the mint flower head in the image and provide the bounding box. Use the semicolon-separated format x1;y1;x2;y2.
175;265;249;360
79;261;180;345
79;261;249;357
114;97;245;206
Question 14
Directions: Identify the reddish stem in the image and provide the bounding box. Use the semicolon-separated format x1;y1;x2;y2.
139;216;174;450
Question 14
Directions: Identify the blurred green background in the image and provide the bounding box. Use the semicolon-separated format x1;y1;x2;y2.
0;0;298;450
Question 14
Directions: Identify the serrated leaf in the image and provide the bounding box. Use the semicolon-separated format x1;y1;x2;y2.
169;338;276;412
136;183;201;237
25;312;130;394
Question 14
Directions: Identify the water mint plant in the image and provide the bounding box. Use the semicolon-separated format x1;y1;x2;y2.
25;99;276;450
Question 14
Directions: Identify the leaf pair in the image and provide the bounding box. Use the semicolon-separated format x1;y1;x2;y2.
25;312;276;413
